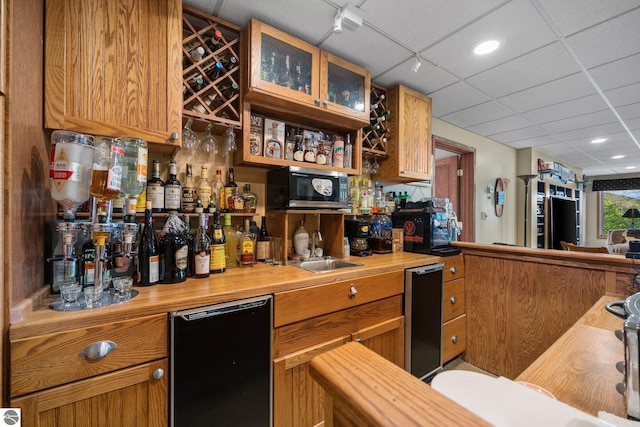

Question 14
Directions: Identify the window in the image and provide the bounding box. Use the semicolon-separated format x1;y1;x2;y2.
599;190;640;236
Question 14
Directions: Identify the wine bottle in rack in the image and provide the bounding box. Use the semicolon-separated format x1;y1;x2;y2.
222;55;237;69
189;46;205;62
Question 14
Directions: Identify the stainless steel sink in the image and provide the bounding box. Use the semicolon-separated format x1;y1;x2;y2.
289;258;364;273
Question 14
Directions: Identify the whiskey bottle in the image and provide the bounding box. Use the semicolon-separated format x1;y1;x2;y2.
147;160;165;212
242;184;257;213
239;218;255;267
196;165;213;211
223;168;238;212
213;169;225;212
164;160;181;211
181;163;197;213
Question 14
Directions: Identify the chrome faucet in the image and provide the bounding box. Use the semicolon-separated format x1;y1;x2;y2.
311;230;323;256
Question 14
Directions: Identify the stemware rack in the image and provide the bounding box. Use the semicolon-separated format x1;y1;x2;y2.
182;6;242;132
362;84;389;157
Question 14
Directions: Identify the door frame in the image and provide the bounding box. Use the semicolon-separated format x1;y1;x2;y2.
434;135;475;242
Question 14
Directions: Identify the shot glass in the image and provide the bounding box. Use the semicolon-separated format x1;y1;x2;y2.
113;277;133;301
60;281;82;311
83;286;103;309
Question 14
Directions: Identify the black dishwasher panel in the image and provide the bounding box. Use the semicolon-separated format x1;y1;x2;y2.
405;264;444;381
171;295;273;427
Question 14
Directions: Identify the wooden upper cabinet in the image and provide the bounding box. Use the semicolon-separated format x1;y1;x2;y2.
245;18;370;129
378;84;433;181
44;0;183;146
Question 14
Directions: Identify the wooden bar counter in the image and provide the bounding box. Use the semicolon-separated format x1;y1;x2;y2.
516;295;626;418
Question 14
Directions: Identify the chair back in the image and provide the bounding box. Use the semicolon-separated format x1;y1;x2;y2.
564;242;609;253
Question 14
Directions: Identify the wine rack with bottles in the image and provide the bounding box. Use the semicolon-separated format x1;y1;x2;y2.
182;6;242;131
362;85;390;156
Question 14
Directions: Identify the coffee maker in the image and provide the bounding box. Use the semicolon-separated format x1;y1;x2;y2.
344;217;372;257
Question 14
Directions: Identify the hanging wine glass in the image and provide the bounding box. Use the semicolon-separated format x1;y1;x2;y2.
371;156;380;175
201;123;218;154
182;118;199;149
362;154;371;174
222;125;237;157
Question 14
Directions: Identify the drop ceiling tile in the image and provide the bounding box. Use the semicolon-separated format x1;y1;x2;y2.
565;8;640;69
429;82;491;117
540;110;618;133
498;73;595;113
617;103;640;121
520;94;608;124
488;125;552;144
440;101;514;128
466;42;581;98
361;0;506;52
537;0;640;36
373;58;459;94
468;114;534;136
555;122;627;141
605;83;640;108
422;0;557;79
588;53;640;92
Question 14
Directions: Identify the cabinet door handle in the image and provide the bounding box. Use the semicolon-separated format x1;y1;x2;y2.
355;338;363;343
322;99;329;108
153;368;165;380
314;98;321;105
450;266;457;274
349;284;358;299
80;340;117;360
451;335;458;344
450;296;457;305
170;132;179;141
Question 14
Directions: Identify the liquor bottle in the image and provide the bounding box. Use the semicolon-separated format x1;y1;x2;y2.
196;165;213;211
158;211;188;284
147;160;165;212
284;128;296;161
181;163;197;213
279;54;294;89
239;218;255;267
120;137;148;222
164;160;181;211
256;216;270;262
213;169;225;212
242;184;257;213
227;187;244;213
223;213;238;269
209;212;226;273
265;122;283;159
344;134;353;169
193;208;211;279
138;201;160;286
293;134;304;162
223;168;238;212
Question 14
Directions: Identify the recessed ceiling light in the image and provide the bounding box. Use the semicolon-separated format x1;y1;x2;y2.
473;39;501;55
626;166;636;170
591;138;608;143
612;155;625;159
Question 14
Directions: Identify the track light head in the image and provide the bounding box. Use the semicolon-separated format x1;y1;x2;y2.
333;9;344;34
412;54;421;73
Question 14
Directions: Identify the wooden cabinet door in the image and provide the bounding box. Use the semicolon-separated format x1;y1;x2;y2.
11;359;168;427
44;0;182;145
320;51;370;122
379;84;433;181
352;316;405;368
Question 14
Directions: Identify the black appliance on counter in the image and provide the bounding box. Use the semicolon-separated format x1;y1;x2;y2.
391;201;459;255
266;166;349;209
344;217;372;257
171;295;273;427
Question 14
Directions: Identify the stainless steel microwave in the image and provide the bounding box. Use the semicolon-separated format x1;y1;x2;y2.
266;166;349;209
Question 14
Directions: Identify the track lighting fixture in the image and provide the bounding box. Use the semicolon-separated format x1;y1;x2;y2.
332;5;363;34
333;9;344;34
412;54;421;73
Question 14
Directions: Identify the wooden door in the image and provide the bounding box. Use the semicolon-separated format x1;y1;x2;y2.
11;359;168;427
44;0;182;145
436;155;459;213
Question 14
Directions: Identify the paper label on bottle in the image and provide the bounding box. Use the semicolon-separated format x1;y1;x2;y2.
106;166;123;191
210;244;226;270
175;245;189;270
165;185;181;210
195;252;210;275
149;255;160;283
136;147;148;183
148;185;164;210
50;146;84;191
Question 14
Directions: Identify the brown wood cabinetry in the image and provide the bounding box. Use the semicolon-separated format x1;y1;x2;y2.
244;18;370;128
442;255;466;363
273;271;405;427
44;0;183;145
10;314;169;427
377;84;433;181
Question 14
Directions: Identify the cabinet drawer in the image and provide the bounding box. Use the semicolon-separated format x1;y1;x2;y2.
442;314;466;364
443;255;464;282
443;278;465;323
11;314;168;397
274;271;403;327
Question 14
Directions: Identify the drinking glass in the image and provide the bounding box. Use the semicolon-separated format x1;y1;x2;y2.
182;118;199;149
272;237;283;266
223;125;237;156
113;277;133;301
371;157;380;174
60;281;82;311
201;123;218;153
83;286;104;308
362;155;371;174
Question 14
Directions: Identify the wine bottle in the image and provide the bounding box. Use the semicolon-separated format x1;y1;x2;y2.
193;208;211;278
196;165;213;211
256;216;270;262
223;213;238;269
147;160;165;212
164;160;181;211
209;212;226;273
181;163;197;213
223;168;238;212
158;211;188;284
138;201;160;286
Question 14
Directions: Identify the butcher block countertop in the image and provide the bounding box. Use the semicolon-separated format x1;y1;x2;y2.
516;295;626;418
10;251;440;340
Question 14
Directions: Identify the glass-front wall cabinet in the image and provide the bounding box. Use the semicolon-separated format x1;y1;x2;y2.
324;52;368;117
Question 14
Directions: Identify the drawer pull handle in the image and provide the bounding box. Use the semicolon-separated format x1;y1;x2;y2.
616;361;626;374
450;296;457;305
80;340;117;360
349;284;358;299
355;338;363;343
153;368;165;380
450;266;457;274
451;335;458;344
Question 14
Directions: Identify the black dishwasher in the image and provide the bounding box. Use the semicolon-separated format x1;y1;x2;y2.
170;295;273;427
405;264;444;381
